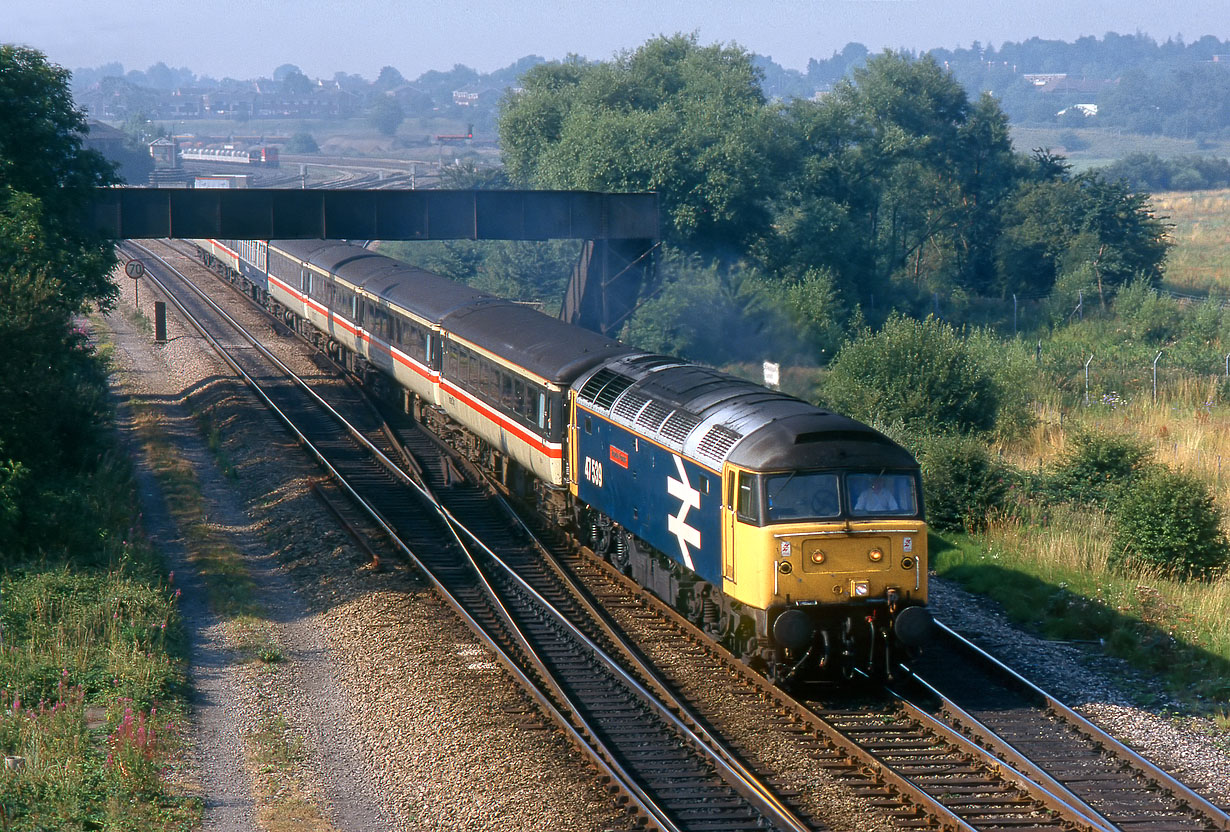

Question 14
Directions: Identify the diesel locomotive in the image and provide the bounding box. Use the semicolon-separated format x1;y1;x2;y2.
192;236;934;681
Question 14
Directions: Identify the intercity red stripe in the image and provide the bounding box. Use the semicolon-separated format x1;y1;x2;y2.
442;379;561;458
266;273;557;459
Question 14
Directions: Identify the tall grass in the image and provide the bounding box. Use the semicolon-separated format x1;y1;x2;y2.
1154;189;1230;295
950;388;1230;707
0;522;197;829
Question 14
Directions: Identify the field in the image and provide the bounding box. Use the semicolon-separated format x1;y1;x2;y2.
1152;189;1230;295
1009;126;1230;171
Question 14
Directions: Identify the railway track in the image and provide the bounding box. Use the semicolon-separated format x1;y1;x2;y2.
125;240;812;832
897;624;1230;832
125;239;1230;832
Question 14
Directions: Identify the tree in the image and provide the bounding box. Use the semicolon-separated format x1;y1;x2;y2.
281;69;313;96
272;63;302;82
499;35;783;252
996;169;1170;303
374;65;405;91
0;46;121;554
1;45;118;312
368;96;404;137
769;52;1022;308
1113;469;1230;578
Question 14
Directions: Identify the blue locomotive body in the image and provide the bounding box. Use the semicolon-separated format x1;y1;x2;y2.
574;406;723;586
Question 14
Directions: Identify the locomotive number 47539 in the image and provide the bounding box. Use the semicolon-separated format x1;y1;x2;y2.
584;456;604;487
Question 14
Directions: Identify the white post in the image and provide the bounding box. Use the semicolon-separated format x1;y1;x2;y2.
1084;354;1094;406
1153;350;1164;403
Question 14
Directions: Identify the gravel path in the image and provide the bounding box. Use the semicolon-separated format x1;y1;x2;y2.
104;300;259;831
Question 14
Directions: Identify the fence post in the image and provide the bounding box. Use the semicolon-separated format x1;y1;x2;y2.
1084;354;1094;406
1013;293;1018;335
1153;349;1164;404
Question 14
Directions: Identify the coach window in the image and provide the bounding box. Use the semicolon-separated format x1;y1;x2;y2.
736;472;762;525
513;380;526;419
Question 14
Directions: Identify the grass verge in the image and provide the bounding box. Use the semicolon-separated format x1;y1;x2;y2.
932;500;1230;708
0;471;199;829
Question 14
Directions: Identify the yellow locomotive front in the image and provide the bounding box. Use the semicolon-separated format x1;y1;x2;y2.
719;429;934;681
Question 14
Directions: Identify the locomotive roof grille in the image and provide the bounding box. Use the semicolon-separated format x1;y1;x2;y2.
612;390;652;423
695;424;743;466
636;400;674;433
659;411;703;445
578;369;635;409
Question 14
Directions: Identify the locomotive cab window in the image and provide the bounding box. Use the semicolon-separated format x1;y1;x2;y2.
765;471;840;522
735;472;761;525
847;473;917;517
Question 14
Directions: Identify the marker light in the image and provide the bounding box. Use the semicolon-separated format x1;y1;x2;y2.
868;547;884;563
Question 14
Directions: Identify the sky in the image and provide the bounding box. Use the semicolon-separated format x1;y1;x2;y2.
7;0;1230;81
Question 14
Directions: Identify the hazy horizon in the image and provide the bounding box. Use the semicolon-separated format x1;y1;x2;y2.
9;0;1230;82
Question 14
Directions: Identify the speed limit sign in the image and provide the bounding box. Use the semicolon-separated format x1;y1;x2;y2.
124;260;145;279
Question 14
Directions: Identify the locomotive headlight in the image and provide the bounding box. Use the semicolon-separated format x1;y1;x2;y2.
810;550;825;565
868;547;884;563
851;580;870;597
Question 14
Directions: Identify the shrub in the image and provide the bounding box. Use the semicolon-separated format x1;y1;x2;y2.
1112;468;1230;578
284;131;318;154
1050;427;1153;505
917;434;1010;532
822;314;1000;436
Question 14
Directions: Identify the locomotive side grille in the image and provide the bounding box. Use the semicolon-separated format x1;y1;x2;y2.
612;390;652;422
636;400;673;433
695;424;742;465
659;411;703;445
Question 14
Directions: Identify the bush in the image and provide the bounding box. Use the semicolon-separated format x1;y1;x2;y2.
822;314;1001;436
284;131;318;154
1050;427;1152;505
1112;468;1230;578
917;434;1010;532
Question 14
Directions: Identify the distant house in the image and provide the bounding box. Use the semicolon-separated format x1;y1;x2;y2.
1057;104;1099;118
1034;77;1114;95
83;120;127;157
148;137;177;169
451;86;500;107
1023;73;1068;87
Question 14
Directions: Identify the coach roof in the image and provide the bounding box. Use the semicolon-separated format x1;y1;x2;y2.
443;302;633;384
